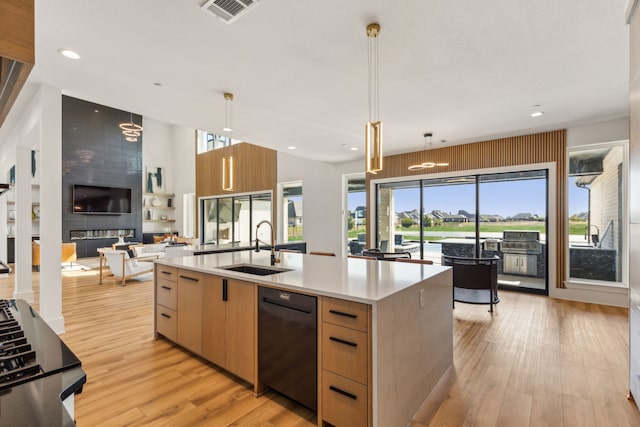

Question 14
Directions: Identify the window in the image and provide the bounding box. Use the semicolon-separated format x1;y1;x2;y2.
568;142;626;284
281;183;303;242
200;192;272;244
196;130;241;154
346;176;366;255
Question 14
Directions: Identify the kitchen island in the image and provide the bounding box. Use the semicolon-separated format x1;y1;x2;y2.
154;251;452;427
163;240;306;257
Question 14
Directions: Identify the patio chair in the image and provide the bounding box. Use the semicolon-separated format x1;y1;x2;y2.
443;255;500;313
103;250;156;286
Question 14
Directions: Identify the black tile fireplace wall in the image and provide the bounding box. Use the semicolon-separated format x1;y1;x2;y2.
62;96;142;258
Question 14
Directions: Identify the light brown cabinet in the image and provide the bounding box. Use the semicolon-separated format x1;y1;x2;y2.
321;296;371;427
202;276;255;383
196;142;276;197
177;270;204;354
154;268;377;425
155;266;178;342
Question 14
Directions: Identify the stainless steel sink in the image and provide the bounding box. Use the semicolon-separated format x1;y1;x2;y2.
218;264;292;276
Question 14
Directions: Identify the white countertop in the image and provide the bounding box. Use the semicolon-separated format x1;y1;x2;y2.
156;251;450;304
171;241;303;254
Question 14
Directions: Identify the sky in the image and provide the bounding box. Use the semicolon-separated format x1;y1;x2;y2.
348;178;589;218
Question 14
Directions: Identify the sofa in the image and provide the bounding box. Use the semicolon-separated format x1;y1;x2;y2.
32;241;77;270
129;243;168;259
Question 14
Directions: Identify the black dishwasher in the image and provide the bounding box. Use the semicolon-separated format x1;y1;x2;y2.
258;286;317;410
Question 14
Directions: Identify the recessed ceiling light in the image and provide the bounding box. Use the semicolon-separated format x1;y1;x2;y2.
287;146;296;150
153;82;162;87
94;109;99;113
350;147;359;151
58;49;80;60
222;127;232;132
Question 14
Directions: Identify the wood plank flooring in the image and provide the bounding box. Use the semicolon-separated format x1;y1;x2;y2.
1;263;639;426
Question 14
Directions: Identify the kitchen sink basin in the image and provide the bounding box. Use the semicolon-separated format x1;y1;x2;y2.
218;264;292;276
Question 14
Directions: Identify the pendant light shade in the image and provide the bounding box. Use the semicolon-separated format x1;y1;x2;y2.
365;23;383;174
223;92;233;132
222;92;234;191
119;112;143;142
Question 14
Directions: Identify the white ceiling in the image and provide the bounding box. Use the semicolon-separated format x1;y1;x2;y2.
10;0;632;163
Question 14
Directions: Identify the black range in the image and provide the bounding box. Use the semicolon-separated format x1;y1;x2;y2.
0;299;86;426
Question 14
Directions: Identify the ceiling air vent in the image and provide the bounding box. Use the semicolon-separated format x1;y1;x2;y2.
201;0;260;24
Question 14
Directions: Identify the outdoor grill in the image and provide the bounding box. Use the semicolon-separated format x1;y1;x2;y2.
501;230;542;254
501;231;542;276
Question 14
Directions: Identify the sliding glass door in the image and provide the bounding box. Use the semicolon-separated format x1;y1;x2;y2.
375;169;548;293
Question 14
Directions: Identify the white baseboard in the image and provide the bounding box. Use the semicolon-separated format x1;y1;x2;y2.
13;290;35;303
42;315;65;334
550;282;628;307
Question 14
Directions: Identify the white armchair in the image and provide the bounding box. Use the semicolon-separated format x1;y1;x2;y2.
103;250;156;286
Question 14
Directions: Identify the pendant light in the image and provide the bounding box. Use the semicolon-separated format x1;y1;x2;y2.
119;112;143;142
365;23;382;174
408;133;449;171
222;92;234;191
223;92;233;132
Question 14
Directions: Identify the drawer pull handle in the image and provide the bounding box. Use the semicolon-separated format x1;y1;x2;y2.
329;385;357;400
161;285;172;290
180;275;199;282
161;271;172;275
161;313;171;319
329;336;357;347
329;309;357;319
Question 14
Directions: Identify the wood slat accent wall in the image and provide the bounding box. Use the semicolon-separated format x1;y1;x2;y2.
366;129;567;288
0;0;34;63
0;0;34;126
195;142;277;238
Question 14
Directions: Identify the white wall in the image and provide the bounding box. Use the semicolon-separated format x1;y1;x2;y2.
567;118;628;147
277;152;361;255
171;125;196;236
141;119;195;235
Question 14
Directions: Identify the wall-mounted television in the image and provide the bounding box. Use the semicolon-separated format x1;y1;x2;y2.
73;184;132;214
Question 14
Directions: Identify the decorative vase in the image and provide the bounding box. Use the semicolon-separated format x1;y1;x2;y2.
152;198;162;207
167;198;172;208
117;236;125;245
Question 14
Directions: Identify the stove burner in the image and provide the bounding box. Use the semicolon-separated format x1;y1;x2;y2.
0;300;41;388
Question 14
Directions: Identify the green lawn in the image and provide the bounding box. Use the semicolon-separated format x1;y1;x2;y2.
346;221;588;239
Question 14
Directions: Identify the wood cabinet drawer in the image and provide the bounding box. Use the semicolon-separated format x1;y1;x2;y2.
323;297;369;332
156;265;177;282
156;306;177;342
156;278;177;310
322;370;367;427
178;269;203;284
323;323;368;385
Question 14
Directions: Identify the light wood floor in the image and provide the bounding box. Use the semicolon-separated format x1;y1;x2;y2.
1;264;639;426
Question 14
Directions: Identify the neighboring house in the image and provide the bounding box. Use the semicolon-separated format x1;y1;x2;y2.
510;212;538;221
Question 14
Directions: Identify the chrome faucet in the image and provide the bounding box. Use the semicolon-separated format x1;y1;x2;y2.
255;220;280;266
